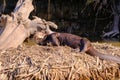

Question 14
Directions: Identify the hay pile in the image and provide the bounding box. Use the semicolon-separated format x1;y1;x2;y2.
0;42;120;80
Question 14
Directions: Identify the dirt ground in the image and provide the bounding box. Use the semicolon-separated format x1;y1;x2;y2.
0;42;120;80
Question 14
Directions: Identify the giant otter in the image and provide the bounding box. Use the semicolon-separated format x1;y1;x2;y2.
39;32;120;64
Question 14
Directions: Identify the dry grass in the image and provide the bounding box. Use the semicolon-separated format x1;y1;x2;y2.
0;42;120;80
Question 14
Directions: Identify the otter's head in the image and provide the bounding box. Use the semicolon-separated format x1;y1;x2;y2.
33;31;46;44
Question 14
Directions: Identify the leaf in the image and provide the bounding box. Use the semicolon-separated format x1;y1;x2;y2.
86;0;96;5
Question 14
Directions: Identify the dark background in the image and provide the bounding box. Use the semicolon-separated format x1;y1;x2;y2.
0;0;120;41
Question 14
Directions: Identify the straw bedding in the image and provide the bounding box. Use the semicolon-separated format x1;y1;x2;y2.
0;42;120;80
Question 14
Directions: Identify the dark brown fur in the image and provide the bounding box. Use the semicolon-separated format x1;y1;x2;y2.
40;32;120;64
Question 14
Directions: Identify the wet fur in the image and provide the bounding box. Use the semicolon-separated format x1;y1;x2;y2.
40;32;120;64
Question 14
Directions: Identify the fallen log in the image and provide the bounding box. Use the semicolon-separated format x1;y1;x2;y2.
0;0;57;50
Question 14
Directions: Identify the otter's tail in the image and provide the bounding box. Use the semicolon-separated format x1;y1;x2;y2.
88;48;120;64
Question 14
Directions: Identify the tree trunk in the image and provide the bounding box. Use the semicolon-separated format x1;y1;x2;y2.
0;0;6;14
103;0;120;38
0;0;58;50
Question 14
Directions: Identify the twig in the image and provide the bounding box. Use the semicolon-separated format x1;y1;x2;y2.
68;61;77;80
13;52;22;63
30;56;51;78
51;66;71;69
0;65;29;74
15;67;40;78
96;57;100;66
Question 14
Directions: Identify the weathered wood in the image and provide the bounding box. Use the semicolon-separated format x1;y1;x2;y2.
0;0;34;50
0;24;27;50
14;0;34;20
0;0;58;50
0;14;17;45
